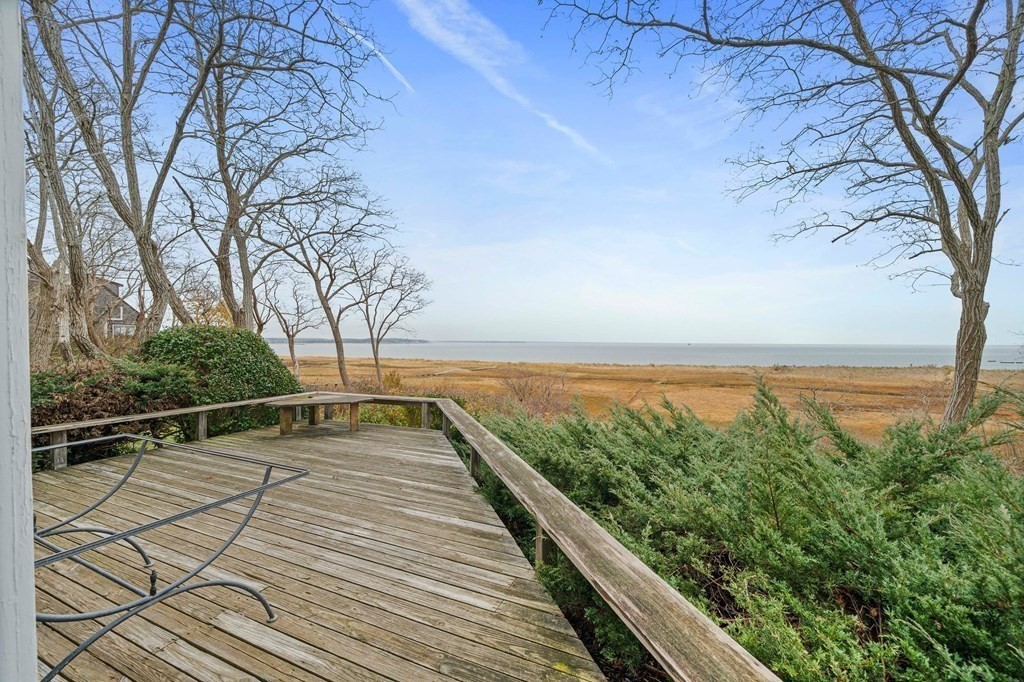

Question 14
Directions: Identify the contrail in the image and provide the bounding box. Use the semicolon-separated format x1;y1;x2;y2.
336;17;415;94
394;0;606;162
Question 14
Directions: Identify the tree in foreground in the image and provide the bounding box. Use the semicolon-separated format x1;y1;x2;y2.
551;0;1024;421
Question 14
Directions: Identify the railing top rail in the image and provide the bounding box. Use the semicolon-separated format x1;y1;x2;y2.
432;398;779;682
30;391;322;435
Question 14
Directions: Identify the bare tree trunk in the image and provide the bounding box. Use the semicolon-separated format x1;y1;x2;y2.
22;26;102;359
287;335;300;380
136;236;174;336
372;339;383;386
53;268;76;363
236;228;256;330
216;218;243;327
944;286;989;423
28;279;56;370
328;318;351;389
51;200;102;357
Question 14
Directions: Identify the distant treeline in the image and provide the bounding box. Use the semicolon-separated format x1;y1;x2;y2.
264;337;429;345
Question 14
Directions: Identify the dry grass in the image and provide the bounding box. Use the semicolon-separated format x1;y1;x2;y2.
295;356;1024;443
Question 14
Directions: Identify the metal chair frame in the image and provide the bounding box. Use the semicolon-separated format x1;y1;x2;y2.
32;434;308;681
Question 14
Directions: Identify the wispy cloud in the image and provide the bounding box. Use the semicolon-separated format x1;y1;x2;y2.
393;0;606;161
634;66;743;150
336;19;415;93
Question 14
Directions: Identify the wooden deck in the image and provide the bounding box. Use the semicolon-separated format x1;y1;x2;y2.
32;421;605;682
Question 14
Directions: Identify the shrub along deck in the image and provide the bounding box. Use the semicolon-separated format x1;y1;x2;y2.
33;421;605;681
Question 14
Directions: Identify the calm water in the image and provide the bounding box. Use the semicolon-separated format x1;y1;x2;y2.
270;341;1024;368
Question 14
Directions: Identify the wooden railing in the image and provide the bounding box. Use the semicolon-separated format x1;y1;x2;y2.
32;392;780;682
31;392;323;468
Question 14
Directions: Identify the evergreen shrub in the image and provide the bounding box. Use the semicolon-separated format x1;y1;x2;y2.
477;386;1024;681
140;325;301;436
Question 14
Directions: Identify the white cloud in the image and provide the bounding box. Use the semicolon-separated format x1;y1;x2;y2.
393;0;607;161
331;13;415;93
634;66;744;150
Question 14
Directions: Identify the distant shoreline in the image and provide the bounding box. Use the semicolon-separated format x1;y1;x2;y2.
268;340;1023;368
265;337;429;345
285;354;1024;371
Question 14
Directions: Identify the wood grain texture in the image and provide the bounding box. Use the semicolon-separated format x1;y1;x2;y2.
32;422;604;682
194;412;208;441
279;407;293;436
31;391;782;680
49;431;68;470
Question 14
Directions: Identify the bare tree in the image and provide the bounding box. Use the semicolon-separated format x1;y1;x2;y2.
174;266;232;326
23;0;229;334
259;170;393;388
23;26;107;363
171;0;383;331
259;268;323;379
352;252;430;386
552;0;1024;422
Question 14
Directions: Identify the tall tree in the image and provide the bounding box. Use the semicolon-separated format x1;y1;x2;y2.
259;169;392;388
23;27;106;363
172;0;382;330
24;0;225;334
552;0;1024;421
352;253;430;386
258;268;323;380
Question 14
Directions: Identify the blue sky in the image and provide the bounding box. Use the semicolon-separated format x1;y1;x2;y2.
339;0;1023;345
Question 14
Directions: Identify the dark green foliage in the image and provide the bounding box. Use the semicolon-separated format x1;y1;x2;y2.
140;326;301;436
141;325;300;403
31;326;302;467
30;358;196;469
478;386;1024;681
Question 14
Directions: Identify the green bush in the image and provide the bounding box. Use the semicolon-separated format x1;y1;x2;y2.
477;386;1024;681
30;358;196;469
140;325;301;436
30;326;302;469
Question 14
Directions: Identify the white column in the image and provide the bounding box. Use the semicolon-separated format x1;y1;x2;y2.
0;0;38;679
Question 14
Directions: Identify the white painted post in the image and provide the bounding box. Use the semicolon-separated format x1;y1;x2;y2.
0;0;39;677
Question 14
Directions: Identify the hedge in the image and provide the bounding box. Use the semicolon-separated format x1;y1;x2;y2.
475;387;1024;681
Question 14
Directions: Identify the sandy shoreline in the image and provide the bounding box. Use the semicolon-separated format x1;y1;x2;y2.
293;355;1024;442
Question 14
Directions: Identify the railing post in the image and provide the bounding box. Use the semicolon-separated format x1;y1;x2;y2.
324;404;334;420
441;414;451;439
279;408;294;436
349;403;360;432
469;446;480;479
195;411;208;441
420;401;431;429
50;431;68;470
534;521;555;565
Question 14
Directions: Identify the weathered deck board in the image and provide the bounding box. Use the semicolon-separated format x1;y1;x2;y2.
33;422;605;682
